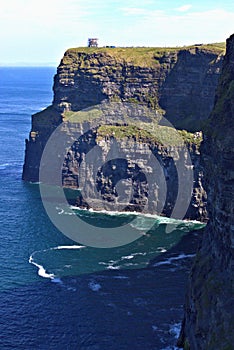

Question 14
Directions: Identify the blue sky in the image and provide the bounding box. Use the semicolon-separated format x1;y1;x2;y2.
0;0;234;65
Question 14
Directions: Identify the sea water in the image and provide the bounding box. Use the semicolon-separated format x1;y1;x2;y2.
0;67;204;349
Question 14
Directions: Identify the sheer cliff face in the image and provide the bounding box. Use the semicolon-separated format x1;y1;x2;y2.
53;47;222;131
23;45;223;220
61;128;205;220
179;35;234;350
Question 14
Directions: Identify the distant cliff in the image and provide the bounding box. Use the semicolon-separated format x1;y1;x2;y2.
22;44;224;220
178;35;234;349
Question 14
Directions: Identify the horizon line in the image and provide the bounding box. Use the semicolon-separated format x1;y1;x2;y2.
0;63;57;67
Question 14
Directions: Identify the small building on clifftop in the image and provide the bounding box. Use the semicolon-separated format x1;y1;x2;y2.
88;38;98;47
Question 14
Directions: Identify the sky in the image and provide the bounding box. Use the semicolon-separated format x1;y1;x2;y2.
0;0;234;65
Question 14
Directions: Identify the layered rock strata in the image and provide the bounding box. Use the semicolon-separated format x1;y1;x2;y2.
23;44;224;220
178;34;234;350
53;45;223;131
60;121;205;220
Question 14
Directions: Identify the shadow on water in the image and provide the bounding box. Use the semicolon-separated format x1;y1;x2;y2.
0;227;203;350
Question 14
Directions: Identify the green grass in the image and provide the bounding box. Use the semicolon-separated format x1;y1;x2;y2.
96;123;202;147
63;102;161;124
200;42;226;53
63;108;103;123
62;43;225;68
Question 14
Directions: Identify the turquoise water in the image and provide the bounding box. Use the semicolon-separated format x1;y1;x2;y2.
29;206;204;281
0;67;205;349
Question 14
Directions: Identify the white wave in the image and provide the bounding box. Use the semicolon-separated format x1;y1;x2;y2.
89;280;101;292
29;255;55;280
71;206;155;218
132;252;147;256
106;265;120;270
153;253;196;267
53;245;85;250
157;247;167;253
121;254;134;260
99;252;147;270
70;205;206;228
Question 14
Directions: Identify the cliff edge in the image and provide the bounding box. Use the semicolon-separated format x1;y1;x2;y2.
178;34;234;350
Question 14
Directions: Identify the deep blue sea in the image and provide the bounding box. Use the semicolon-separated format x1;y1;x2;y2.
0;67;204;350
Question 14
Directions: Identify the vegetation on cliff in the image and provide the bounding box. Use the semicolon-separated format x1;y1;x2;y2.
62;43;225;68
96;124;202;148
63;104;203;148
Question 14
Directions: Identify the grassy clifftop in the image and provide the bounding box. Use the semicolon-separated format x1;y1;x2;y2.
63;43;225;68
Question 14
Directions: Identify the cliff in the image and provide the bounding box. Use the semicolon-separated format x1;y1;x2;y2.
53;44;224;131
22;44;224;220
178;35;234;349
59;117;205;219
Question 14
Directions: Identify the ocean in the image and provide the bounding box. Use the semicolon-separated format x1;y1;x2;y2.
0;67;204;349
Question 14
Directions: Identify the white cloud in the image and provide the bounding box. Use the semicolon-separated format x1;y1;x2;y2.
176;4;192;12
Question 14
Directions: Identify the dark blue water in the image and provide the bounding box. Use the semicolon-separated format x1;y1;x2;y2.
0;67;204;349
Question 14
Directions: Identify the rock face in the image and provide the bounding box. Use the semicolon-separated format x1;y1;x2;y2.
52;46;223;131
60;125;205;220
178;35;234;349
159;49;222;130
22;44;224;220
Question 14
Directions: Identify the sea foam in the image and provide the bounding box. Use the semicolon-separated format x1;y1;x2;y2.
153;253;196;267
29;245;86;281
29;255;55;280
70;206;206;231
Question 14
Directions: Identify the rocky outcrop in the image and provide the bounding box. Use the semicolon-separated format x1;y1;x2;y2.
178;35;234;349
22;44;224;220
